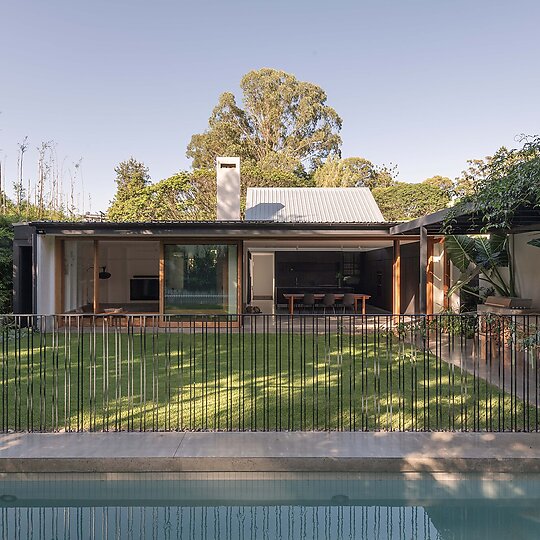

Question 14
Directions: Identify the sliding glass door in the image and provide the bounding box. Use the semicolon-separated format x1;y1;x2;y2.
164;244;238;315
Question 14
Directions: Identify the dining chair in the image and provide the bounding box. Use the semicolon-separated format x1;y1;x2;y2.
302;293;316;312
322;293;336;314
341;293;355;313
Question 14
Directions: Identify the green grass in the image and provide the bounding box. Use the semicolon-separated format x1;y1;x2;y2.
1;328;537;432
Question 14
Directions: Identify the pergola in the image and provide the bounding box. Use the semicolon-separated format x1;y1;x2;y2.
390;204;540;313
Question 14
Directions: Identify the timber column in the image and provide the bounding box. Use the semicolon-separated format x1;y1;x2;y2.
392;239;401;315
419;226;427;314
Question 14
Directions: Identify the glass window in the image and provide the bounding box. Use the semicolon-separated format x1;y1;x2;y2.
164;244;238;314
63;239;95;313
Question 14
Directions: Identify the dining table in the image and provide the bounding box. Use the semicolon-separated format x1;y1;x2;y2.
282;293;371;315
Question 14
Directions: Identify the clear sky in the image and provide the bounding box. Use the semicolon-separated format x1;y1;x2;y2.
1;0;539;212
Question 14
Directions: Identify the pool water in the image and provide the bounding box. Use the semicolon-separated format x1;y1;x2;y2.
1;472;540;539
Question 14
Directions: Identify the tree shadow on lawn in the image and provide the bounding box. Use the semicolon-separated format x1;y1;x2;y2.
2;331;537;432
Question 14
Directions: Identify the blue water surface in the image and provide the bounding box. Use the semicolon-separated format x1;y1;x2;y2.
1;472;539;539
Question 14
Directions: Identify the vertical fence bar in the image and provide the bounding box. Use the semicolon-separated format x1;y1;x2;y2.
1;312;539;434
102;317;108;432
240;314;245;432
251;314;256;431
529;316;540;431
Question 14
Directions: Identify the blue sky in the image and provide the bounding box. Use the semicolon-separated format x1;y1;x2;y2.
1;0;539;212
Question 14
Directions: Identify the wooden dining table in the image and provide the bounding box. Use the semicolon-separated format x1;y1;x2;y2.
282;293;371;315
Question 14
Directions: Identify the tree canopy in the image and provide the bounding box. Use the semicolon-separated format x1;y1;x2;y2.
443;137;540;303
186;68;342;173
451;136;540;231
373;180;451;221
312;156;396;189
108;170;196;222
107;161;311;222
453;158;491;199
107;155;453;223
108;158;151;220
422;175;453;198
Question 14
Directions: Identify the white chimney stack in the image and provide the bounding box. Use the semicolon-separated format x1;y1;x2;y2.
216;157;241;220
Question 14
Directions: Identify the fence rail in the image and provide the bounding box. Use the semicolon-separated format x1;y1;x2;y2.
1;313;539;433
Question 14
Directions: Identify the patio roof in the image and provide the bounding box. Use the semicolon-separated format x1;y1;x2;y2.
390;204;540;235
21;219;399;237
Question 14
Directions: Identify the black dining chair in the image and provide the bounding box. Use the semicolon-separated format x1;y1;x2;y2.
322;293;336;314
302;293;316;312
341;293;355;313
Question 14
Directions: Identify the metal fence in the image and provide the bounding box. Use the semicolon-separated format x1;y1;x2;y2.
1;313;539;433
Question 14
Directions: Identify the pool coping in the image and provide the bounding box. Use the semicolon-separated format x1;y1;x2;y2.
0;432;539;473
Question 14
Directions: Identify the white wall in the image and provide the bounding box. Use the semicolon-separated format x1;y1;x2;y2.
448;262;460;312
227;247;238;313
432;242;445;313
35;235;56;314
512;231;540;307
250;252;275;314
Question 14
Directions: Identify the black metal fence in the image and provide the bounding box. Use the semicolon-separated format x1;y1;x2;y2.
1;313;539;432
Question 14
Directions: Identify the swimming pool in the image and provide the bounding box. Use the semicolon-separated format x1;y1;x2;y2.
1;472;539;539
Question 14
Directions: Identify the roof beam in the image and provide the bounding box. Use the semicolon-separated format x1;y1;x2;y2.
389;203;475;235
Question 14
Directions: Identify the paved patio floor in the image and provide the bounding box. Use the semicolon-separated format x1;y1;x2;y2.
1;432;539;473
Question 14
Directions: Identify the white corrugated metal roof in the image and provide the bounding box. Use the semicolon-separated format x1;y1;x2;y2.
245;187;385;223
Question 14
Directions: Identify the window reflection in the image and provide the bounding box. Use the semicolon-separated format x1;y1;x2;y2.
164;244;238;314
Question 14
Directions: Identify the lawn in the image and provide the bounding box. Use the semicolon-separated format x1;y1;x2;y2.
1;325;537;432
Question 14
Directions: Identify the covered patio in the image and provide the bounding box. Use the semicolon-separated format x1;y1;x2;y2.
246;238;425;315
15;220;442;319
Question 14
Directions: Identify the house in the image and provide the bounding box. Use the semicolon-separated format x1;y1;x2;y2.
243;186;432;315
18;156;536;320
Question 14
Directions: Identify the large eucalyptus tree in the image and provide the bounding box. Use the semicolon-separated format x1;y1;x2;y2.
187;68;342;174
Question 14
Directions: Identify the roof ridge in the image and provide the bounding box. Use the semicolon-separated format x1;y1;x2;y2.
247;186;371;190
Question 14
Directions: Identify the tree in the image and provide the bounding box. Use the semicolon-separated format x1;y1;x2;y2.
454;158;491;199
108;158;150;220
423;175;453;198
373;182;451;221
453;136;540;231
0;216;14;313
108;172;197;222
452;141;539;202
187;68;342;173
313;156;396;189
106;163;311;222
0;131;88;313
443;136;540;302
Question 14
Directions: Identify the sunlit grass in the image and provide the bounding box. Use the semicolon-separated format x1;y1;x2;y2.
1;330;537;432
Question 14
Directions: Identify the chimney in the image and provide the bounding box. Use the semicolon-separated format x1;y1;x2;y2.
216;157;241;220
